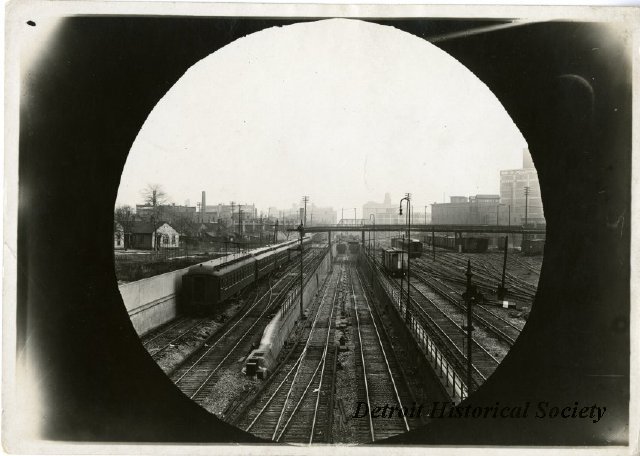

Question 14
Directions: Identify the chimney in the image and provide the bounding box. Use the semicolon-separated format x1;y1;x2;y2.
201;191;206;222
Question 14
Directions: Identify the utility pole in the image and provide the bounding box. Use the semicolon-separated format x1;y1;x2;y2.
497;205;500;225
230;201;235;237
524;186;530;245
274;219;278;244
432;227;436;261
399;193;411;324
462;260;476;398
508;205;511;228
497;236;509;300
302;196;309;226
298;224;305;316
524;186;530;227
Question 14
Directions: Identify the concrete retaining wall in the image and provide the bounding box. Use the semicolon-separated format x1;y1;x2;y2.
250;248;332;373
119;251;249;335
280;249;331;342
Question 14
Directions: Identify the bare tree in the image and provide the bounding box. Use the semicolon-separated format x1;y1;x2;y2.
114;205;135;249
140;184;169;207
140;184;170;250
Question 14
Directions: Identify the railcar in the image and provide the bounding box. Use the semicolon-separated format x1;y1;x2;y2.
391;237;423;258
336;243;347;254
426;234;489;253
381;248;406;277
348;241;360;254
254;249;277;279
182;237;311;314
182;256;255;315
521;239;545;256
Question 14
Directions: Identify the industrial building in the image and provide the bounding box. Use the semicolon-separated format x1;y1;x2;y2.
500;148;546;227
431;194;509;225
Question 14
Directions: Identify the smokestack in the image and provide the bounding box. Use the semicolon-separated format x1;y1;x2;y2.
201;191;206;222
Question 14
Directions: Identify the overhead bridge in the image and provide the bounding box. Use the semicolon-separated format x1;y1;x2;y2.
287;224;546;235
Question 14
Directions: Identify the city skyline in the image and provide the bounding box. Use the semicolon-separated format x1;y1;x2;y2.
116;19;527;213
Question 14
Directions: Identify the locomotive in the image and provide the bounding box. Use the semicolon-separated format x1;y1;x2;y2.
181;237;312;314
390;237;423;258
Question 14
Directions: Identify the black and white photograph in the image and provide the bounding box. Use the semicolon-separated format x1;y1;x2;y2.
3;1;636;453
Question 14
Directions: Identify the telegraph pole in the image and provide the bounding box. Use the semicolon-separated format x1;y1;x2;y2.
399;193;412;323
462;260;476;397
302;196;310;226
524;186;530;227
497;236;509;300
524;186;530;244
274;219;278;244
230;201;235;237
298;223;305;316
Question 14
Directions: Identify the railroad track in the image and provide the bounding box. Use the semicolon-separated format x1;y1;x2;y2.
417;254;535;302
142;316;208;358
169;248;327;407
237;265;341;443
401;275;500;386
350;265;419;442
142;249;319;362
411;266;523;345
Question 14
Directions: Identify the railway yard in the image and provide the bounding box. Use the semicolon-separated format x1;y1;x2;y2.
138;238;543;444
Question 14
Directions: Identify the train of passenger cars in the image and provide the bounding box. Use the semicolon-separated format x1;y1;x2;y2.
390;237;423;258
181;237;312;314
425;234;489;253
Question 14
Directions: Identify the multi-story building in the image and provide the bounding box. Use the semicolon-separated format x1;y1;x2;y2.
309;204;337;225
431;194;509;225
362;193;405;225
500;148;545;227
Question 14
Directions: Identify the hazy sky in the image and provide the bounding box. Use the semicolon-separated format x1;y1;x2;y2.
117;18;527;213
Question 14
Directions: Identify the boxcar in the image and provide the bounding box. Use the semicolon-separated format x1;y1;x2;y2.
521;239;545;256
348;241;360;254
427;234;488;253
463;237;489;253
391;237;422;258
381;248;406;277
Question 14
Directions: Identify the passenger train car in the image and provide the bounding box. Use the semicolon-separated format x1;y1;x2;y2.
181;236;312;314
